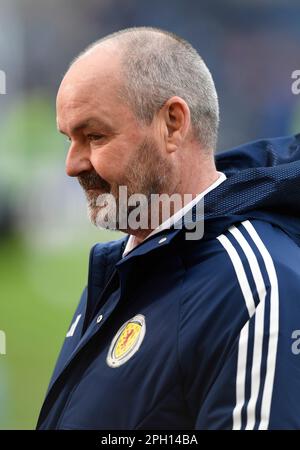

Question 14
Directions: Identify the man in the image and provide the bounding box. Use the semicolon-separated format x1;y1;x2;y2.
37;27;300;430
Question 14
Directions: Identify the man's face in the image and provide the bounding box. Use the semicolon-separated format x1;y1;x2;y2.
56;46;175;233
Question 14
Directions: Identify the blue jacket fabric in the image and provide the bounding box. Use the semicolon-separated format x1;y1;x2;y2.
37;133;300;430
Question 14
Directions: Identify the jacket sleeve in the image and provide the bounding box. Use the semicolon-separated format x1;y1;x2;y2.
178;220;300;430
45;285;88;395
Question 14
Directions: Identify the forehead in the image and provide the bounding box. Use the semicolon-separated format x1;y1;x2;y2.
57;70;118;112
56;47;125;125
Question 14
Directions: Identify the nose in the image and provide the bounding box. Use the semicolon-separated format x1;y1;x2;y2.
65;143;93;177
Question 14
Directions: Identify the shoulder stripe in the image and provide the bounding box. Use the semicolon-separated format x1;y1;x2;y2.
242;220;279;430
232;322;249;430
216;230;260;429
217;220;278;430
216;234;256;317
228;225;267;430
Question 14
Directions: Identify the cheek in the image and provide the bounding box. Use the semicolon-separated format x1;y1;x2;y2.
90;143;130;182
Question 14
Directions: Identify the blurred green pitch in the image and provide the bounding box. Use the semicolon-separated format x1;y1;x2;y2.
0;231;120;429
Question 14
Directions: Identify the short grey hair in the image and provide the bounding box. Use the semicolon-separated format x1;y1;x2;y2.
75;27;219;151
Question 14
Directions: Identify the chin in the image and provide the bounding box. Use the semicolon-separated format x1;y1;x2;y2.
87;204;116;231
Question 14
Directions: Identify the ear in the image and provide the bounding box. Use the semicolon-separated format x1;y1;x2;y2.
161;96;191;150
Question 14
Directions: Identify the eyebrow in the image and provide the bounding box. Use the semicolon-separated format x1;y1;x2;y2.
58;117;112;135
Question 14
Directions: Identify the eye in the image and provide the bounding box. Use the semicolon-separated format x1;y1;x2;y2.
86;134;104;142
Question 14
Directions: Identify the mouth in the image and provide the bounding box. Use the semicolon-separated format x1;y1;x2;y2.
85;187;110;207
85;186;110;196
86;187;101;192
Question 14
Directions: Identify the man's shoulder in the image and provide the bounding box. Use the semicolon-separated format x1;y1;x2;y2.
178;217;300;357
181;218;300;309
186;218;298;272
216;219;300;277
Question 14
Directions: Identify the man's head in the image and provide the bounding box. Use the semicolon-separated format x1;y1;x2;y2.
56;27;219;236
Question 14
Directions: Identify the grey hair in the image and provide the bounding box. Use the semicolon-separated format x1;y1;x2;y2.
75;27;219;151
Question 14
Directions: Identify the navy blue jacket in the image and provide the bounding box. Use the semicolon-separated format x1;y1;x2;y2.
37;133;300;430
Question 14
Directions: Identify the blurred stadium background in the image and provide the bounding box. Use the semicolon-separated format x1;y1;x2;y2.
0;0;299;429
